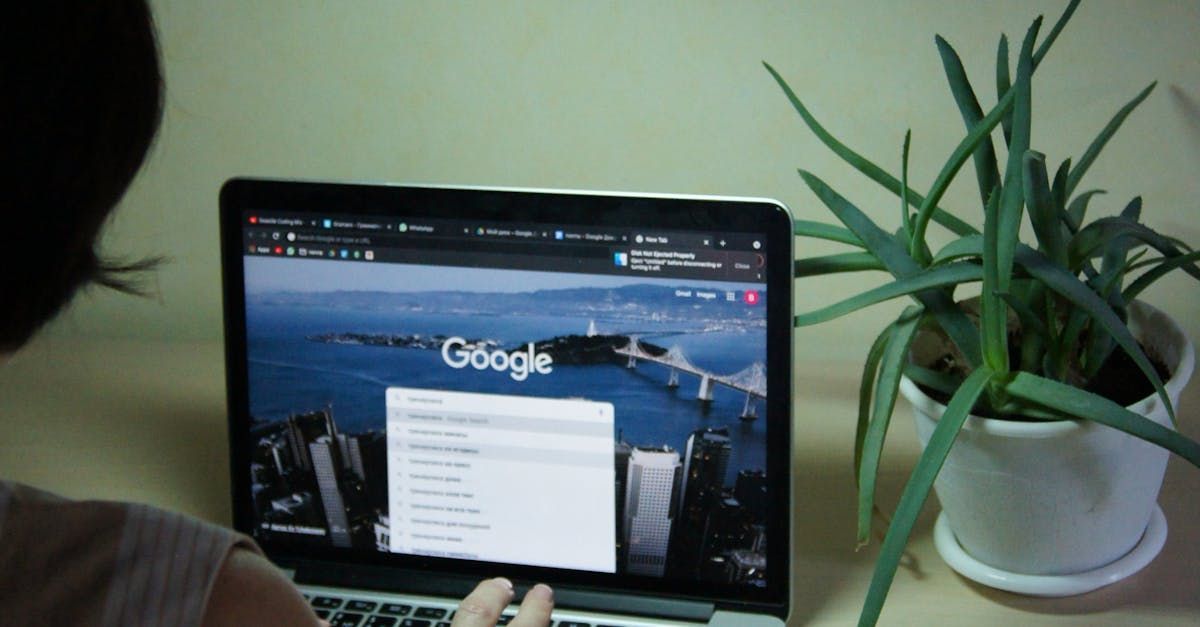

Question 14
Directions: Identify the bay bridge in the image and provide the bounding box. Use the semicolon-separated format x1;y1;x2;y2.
610;333;766;421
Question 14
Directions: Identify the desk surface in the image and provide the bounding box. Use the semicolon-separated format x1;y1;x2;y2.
1;336;1197;625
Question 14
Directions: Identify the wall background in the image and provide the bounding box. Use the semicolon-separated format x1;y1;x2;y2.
52;0;1200;369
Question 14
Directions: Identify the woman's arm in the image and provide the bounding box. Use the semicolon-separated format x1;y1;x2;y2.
201;547;328;627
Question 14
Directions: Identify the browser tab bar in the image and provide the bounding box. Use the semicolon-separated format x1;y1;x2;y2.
240;210;765;282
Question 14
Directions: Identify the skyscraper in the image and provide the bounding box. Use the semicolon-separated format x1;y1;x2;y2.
671;427;732;577
286;408;336;472
624;446;681;577
346;435;365;481
734;469;769;524
310;435;352;548
614;438;634;563
679;428;731;520
353;431;388;513
336;433;352;471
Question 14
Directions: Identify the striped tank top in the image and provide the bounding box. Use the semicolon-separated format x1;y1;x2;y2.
0;481;260;626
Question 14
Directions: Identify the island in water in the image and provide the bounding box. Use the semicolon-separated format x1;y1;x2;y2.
307;332;666;366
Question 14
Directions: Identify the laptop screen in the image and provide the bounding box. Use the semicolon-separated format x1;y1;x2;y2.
220;179;791;611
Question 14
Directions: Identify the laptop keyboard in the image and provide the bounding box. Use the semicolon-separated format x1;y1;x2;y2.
305;592;633;627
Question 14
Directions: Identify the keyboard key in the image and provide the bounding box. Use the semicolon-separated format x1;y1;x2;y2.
314;609;330;619
414;607;448;619
496;614;512;625
559;622;594;627
364;617;398;627
330;611;364;627
399;619;431;627
435;622;450;627
347;600;378;612
380;603;413;616
311;596;344;609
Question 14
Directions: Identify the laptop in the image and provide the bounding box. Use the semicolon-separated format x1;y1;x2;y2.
219;178;793;626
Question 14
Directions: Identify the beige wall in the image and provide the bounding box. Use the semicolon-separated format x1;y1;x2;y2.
51;0;1200;364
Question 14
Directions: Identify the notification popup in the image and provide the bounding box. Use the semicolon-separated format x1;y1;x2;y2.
385;387;616;572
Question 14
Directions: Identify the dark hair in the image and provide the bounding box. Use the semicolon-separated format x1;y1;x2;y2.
0;2;164;351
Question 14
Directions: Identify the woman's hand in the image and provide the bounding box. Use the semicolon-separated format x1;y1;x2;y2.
451;577;554;627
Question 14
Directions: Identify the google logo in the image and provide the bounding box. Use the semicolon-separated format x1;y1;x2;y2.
440;337;553;381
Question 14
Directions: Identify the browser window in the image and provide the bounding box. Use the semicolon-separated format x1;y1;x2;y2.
240;210;771;588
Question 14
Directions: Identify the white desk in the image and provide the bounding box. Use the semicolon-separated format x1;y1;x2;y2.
2;336;1197;625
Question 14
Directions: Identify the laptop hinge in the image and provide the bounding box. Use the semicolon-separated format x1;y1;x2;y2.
292;561;715;623
293;560;474;598
551;587;714;623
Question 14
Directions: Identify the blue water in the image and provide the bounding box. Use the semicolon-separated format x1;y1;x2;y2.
246;305;767;480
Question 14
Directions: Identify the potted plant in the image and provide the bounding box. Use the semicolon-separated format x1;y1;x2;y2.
765;0;1200;624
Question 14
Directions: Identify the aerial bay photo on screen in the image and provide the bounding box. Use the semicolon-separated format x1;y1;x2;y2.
243;255;771;587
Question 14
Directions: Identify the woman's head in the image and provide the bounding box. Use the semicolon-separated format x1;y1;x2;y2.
1;1;163;352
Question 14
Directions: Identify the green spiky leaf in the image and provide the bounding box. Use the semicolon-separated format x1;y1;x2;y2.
855;327;892;485
764;62;979;237
795;263;982;327
797;170;983;366
1064;189;1106;233
936;35;1001;211
995;34;1013;146
932;235;984;266
1069;216;1200;280
902;363;961;396
794;219;866;247
795;252;885;277
1024;151;1067;266
1066;82;1157;198
1123;250;1200;303
859;366;994;627
993;18;1040;291
1032;0;1081;69
1007;372;1200;468
857;306;924;546
981;185;1010;377
1014;245;1176;425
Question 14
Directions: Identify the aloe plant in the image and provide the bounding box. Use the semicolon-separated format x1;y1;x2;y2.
766;1;1200;624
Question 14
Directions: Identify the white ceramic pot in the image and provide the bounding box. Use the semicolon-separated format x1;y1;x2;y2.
902;302;1194;590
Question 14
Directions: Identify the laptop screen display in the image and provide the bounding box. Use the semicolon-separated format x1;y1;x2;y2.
221;181;790;606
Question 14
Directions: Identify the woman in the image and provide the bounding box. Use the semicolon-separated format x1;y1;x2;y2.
0;3;551;625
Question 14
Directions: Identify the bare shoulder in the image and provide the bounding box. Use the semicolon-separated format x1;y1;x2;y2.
201;547;323;627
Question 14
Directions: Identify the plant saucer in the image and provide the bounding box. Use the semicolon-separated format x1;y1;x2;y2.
932;504;1167;597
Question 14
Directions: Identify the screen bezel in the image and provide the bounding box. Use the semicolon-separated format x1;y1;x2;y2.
219;178;792;616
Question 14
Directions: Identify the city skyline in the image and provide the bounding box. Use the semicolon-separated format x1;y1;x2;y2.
249;406;768;587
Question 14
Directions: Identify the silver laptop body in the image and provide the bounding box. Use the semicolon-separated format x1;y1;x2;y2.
220;179;793;626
